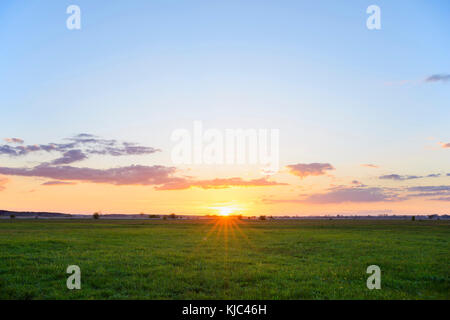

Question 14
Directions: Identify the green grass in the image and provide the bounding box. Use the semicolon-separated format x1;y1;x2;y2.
0;219;448;299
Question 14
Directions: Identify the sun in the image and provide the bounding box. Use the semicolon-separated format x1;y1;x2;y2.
210;206;236;216
209;204;244;217
218;207;234;216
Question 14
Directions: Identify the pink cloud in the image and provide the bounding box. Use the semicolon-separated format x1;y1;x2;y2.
263;186;402;204
157;177;287;190
286;163;334;179
4;138;24;144
0;176;8;191
0;164;178;186
0;164;286;191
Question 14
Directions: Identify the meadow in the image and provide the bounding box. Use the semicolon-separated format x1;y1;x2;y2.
0;218;448;299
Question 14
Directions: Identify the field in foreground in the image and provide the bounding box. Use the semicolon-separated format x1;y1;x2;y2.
0;218;448;299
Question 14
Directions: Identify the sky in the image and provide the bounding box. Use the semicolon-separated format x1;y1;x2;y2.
0;0;449;216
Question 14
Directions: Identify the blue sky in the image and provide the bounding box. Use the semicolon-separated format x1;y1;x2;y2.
0;1;449;214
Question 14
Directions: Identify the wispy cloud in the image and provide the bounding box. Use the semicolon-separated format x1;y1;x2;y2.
439;142;450;149
404;185;450;200
432;196;450;201
264;186;401;204
351;180;366;187
4;138;24;144
303;187;401;204
0;134;161;163
425;74;450;83
265;183;450;205
384;74;450;86
51;150;88;165
361;164;379;168
0;163;285;191
41;181;77;186
426;173;441;178
379;174;421;181
379;173;441;181
0;176;8;191
286;163;334;179
407;185;450;193
157;177;286;190
0;164;178;186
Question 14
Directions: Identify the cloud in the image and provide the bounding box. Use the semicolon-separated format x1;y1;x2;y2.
0;164;178;186
41;181;77;186
407;185;450;192
4;138;24;144
425;74;450;83
156;177;287;190
361;164;379;168
264;186;401;204
0;176;8;191
0;163;286;191
67;134;161;156
432;196;450;201
406;185;450;199
0;143;73;156
51;149;88;165
87;142;160;157
286;163;334;179
351;180;366;187
439;142;450;149
379;173;441;181
303;187;400;204
379;174;421;181
0;145;19;156
0;134;160;161
408;191;450;198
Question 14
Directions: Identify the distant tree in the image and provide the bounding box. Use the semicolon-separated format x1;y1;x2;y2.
411;216;415;221
93;212;100;219
169;213;177;219
10;214;15;219
163;216;167;220
259;215;266;221
237;214;243;220
148;214;160;219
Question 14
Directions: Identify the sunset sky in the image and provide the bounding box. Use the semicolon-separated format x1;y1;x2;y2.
0;1;449;216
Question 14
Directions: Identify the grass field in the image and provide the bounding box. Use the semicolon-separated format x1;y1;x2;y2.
0;218;448;299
